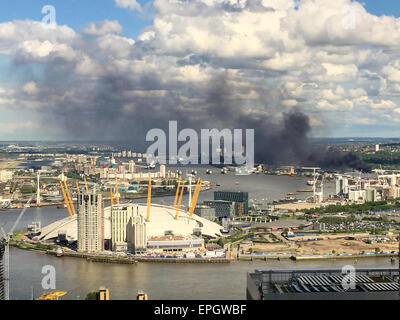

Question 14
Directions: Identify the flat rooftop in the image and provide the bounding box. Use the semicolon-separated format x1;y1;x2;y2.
247;268;400;300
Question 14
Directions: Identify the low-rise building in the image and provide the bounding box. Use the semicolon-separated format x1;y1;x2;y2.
147;235;204;254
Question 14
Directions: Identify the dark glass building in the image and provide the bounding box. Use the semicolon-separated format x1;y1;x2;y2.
214;191;249;215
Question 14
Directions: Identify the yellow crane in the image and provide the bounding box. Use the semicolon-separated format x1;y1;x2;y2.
84;176;89;194
59;181;73;218
189;179;202;216
175;181;185;220
146;175;151;222
63;180;76;216
173;177;182;207
38;291;67;300
115;176;120;204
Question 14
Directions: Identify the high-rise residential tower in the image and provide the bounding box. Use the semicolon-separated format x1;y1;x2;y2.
77;191;104;252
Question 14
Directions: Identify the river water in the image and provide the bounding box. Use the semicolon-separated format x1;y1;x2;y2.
1;167;396;300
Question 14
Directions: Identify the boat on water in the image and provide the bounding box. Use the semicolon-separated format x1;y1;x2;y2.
297;189;313;193
56;247;65;257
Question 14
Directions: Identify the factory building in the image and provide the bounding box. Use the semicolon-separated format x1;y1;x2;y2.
194;205;216;221
214;191;249;215
77;192;104;252
247;268;399;300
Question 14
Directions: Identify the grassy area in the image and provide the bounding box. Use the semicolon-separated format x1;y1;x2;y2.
358;151;400;169
0;160;22;169
14;241;55;251
10;231;55;251
304;201;400;214
217;231;251;246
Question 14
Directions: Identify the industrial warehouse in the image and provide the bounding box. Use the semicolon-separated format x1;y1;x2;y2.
35;176;223;256
247;268;400;300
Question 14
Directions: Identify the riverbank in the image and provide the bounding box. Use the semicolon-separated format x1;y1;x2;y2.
292;252;397;261
46;250;231;264
47;250;138;264
238;251;398;261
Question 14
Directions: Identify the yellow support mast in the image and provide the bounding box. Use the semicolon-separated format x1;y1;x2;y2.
175;181;185;220
84;176;89;194
38;291;67;300
63;180;76;216
115;176;120;204
146;175;152;222
76;182;81;196
110;187;114;206
189;179;202;216
59;181;73;218
173;177;182;207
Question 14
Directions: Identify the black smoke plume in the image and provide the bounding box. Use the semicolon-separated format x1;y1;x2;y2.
39;65;370;172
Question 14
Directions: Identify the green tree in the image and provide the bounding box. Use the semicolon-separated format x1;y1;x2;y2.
85;292;98;300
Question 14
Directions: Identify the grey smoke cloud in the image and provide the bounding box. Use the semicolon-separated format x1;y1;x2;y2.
37;67;370;171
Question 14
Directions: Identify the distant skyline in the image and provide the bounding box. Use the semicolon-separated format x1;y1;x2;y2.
0;0;400;140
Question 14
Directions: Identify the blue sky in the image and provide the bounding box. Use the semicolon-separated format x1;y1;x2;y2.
0;0;152;39
0;1;398;38
362;0;400;17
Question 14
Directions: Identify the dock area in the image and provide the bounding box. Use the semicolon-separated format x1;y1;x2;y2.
47;250;138;264
46;250;231;264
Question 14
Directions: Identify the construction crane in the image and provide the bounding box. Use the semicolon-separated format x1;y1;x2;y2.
189;179;202;216
175;181;185;220
301;167;321;202
146;175;152;222
173;177;182;207
115;176;120;204
37;291;67;300
0;197;33;300
83;176;89;194
63;180;76;216
59;181;73;218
